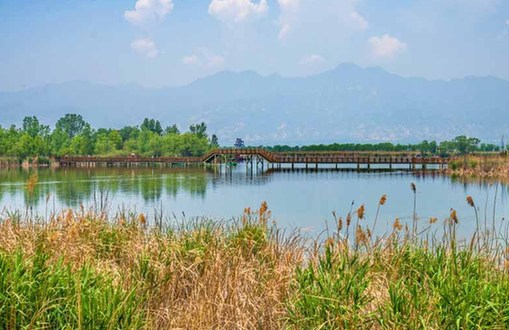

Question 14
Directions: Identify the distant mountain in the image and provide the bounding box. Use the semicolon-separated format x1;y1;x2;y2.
1;63;509;144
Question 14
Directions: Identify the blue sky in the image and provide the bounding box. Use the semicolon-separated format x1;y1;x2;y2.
0;0;508;91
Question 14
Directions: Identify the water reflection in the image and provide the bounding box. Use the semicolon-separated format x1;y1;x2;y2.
0;168;212;207
0;167;508;237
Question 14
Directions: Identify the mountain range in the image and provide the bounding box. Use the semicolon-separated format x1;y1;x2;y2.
1;63;508;145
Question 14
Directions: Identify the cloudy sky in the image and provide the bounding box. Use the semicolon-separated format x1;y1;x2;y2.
1;0;508;91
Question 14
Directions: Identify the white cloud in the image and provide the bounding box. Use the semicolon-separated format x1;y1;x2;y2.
278;24;291;40
506;19;509;27
125;0;174;27
182;54;200;65
207;54;226;68
369;34;407;59
277;0;368;41
208;0;268;23
349;11;368;30
277;0;299;40
278;0;299;9
299;54;326;65
182;48;226;68
130;38;159;58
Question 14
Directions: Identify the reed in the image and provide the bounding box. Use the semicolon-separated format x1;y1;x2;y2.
448;154;509;179
0;199;509;329
411;182;417;236
0;205;303;329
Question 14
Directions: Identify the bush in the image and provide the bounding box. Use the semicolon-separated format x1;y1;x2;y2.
449;160;461;171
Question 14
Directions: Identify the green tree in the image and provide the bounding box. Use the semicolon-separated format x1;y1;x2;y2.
189;122;207;139
210;134;219;148
165;124;180;135
22;116;49;138
454;136;480;155
119;126;140;142
50;128;72;156
94;132;113;155
55;114;88;139
0;125;20;156
109;130;123;150
141;118;163;135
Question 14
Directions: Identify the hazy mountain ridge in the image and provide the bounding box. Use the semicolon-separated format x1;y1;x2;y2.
1;63;508;144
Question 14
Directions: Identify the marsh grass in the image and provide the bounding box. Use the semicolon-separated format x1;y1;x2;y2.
449;154;509;179
286;190;509;330
0;197;509;329
0;206;303;329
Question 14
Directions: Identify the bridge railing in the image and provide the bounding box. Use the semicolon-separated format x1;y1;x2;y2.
201;148;277;163
57;148;451;166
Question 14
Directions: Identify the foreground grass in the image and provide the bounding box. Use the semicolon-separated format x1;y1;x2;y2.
1;203;509;329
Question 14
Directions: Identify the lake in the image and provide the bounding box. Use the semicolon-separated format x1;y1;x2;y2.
0;167;507;238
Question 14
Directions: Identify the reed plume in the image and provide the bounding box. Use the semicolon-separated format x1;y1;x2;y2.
371;194;387;238
411;182;417;237
467;195;480;241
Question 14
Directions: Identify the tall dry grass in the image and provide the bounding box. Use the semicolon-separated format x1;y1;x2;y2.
448;154;509;178
1;190;509;328
0;205;303;329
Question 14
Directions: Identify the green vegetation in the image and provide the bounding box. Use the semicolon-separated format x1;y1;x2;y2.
0;114;218;160
288;243;509;329
0;253;145;329
448;154;509;178
1;196;509;329
265;136;504;156
1;114;504;163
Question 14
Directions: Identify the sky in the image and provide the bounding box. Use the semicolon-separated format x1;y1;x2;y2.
0;0;508;91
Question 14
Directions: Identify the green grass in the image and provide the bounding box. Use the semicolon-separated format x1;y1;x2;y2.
0;251;145;329
287;243;509;329
1;205;509;329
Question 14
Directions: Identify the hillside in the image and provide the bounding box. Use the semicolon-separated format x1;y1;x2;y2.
1;63;508;144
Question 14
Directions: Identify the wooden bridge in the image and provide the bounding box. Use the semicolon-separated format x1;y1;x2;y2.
55;148;450;170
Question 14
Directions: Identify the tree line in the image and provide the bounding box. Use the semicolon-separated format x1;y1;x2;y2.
0;114;219;160
263;136;503;156
0;115;503;160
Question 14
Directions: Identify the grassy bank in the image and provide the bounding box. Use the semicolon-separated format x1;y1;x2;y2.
0;157;20;168
1;203;509;329
448;154;509;179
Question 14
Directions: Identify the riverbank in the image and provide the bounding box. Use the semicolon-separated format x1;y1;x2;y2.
0;157;20;168
1;203;509;329
447;154;509;179
0;156;51;169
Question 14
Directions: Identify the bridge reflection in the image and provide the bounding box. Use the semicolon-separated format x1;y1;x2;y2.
0;167;505;211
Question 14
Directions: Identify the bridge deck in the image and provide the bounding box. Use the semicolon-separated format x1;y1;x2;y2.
56;148;450;167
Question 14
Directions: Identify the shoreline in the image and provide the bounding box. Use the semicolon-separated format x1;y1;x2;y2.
3;154;509;182
446;155;509;180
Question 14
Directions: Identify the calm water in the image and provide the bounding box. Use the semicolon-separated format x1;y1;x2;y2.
0;167;508;237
